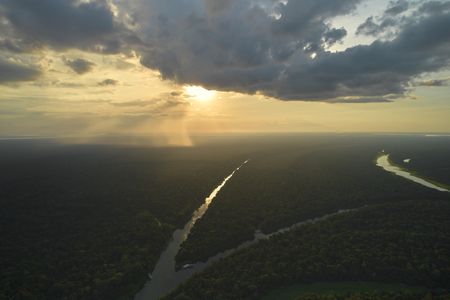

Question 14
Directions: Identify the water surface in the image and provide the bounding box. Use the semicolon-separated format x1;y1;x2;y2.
136;152;448;300
135;160;249;300
376;154;449;192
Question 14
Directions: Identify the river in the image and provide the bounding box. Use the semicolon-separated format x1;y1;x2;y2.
135;160;249;300
134;159;359;300
376;154;449;192
136;153;449;300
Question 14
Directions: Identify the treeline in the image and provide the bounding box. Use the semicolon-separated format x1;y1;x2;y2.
177;140;449;265
0;142;244;299
388;136;450;187
167;200;450;299
294;291;450;300
1;210;173;300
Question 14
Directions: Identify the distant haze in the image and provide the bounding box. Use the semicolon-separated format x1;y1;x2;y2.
0;0;449;143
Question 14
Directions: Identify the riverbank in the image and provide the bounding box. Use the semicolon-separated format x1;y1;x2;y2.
134;160;249;300
376;154;449;192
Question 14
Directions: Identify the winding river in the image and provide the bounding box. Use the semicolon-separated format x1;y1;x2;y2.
135;152;449;300
135;160;249;300
376;154;449;193
134;159;360;300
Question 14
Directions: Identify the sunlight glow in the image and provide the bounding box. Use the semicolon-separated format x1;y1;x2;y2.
184;86;216;102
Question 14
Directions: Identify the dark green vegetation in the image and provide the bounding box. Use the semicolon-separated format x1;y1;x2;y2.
177;136;450;265
263;282;427;300
291;291;450;300
167;200;450;300
2;135;450;299
0;139;246;299
389;136;450;188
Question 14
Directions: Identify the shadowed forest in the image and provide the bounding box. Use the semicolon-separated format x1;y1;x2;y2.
1;135;449;299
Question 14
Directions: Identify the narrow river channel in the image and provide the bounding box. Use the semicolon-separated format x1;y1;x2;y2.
135;159;358;300
135;160;249;300
136;153;449;299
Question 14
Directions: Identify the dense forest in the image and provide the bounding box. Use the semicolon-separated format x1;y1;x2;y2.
291;292;450;300
388;136;450;187
176;137;449;266
167;200;450;299
0;140;245;299
2;135;449;299
263;281;430;300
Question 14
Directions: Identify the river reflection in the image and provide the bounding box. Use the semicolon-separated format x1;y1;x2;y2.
376;154;449;193
136;153;448;300
135;160;249;300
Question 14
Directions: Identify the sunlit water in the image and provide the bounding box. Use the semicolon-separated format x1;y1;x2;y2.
135;160;249;300
376;154;449;193
134;158;365;299
135;154;449;300
135;153;448;299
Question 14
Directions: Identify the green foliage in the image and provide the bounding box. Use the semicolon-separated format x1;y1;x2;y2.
0;142;245;299
294;291;422;300
293;291;450;300
167;200;450;300
388;136;450;185
177;138;449;265
2;135;450;299
263;282;428;300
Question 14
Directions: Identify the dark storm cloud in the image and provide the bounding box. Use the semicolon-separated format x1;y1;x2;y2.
0;39;27;53
356;16;397;36
356;0;409;37
385;0;410;15
136;0;363;95
356;0;450;38
323;28;348;46
271;10;450;100
131;0;450;101
416;78;450;86
272;0;361;34
418;0;450;14
0;58;41;83
1;0;450;102
0;0;140;53
63;58;95;75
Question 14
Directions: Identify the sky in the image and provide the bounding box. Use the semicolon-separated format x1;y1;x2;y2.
0;0;449;144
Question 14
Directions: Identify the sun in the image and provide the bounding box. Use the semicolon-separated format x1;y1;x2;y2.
184;85;216;102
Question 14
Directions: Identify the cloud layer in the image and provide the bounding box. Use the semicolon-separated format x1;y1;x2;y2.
0;0;140;53
63;58;95;75
1;0;450;102
131;0;450;101
0;58;41;83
